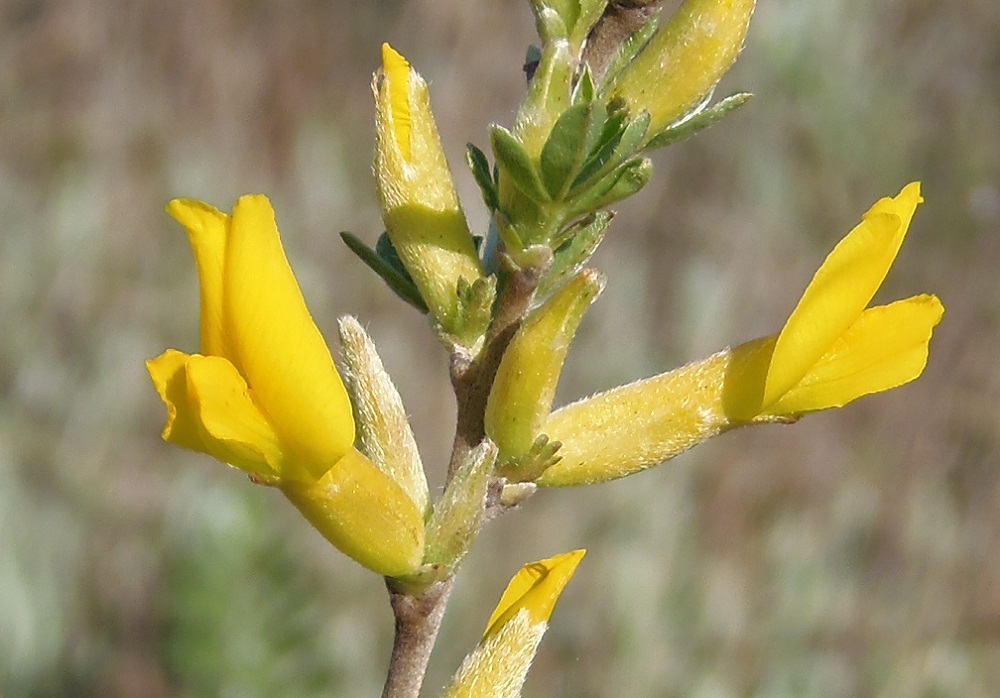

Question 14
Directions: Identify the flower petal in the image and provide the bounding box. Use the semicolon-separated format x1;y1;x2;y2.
381;43;412;161
765;294;944;415
166;199;230;358
147;349;211;453
764;183;922;408
147;350;283;478
483;549;585;640
223;195;354;478
184;354;283;479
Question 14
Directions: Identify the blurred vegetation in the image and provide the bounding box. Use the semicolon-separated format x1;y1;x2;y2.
1;0;998;696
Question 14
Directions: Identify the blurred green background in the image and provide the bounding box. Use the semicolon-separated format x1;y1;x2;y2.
1;0;998;696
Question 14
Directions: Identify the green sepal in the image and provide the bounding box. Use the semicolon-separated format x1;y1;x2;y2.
499;433;563;483
423;441;497;570
452;274;498;349
597;10;660;92
340;231;429;313
644;92;752;151
568;156;652;216
490;125;551;204
540;100;608;200
538;211;613;299
466;143;499;213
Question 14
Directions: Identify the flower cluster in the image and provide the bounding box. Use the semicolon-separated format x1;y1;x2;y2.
147;1;943;695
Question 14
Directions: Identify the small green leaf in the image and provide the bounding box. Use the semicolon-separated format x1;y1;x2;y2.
340;232;429;313
571;64;596;105
532;0;570;41
569;156;652;215
466;143;499;212
375;231;412;281
538;211;613;299
490;125;551;203
645;92;752;150
454;274;497;347
598;11;660;91
571;0;610;45
567;107;648;195
540;101;608;199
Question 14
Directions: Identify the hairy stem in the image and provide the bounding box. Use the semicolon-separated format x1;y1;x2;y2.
447;262;542;481
381;577;455;698
382;254;543;696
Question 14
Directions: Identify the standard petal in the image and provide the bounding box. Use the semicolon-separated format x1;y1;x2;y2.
764;183;922;407
280;448;425;577
147;349;210;453
223;195;354;477
184;354;283;479
483;549;585;640
166;199;230;358
765;294;944;415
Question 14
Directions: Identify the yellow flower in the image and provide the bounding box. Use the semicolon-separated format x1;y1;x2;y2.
374;43;484;337
443;550;585;698
146;196;424;576
538;183;944;486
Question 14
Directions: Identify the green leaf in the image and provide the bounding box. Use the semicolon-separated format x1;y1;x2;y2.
490;125;551;203
569;156;652;215
598;11;660;92
568;107;650;196
571;64;596;105
644;92;752;150
531;0;570;41
375;231;412;280
538;211;613;299
340;232;429;313
572;0;610;45
466;143;499;212
539;101;608;199
454;275;497;347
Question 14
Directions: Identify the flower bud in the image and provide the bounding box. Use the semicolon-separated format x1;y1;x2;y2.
373;43;484;336
338;315;428;514
485;270;605;469
611;0;756;136
442;550;585;698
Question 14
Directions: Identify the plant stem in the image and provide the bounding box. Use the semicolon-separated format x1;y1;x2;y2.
382;257;543;697
447;263;542;481
381;577;455;698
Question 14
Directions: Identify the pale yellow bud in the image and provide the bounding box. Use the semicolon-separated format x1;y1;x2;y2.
373;43;484;335
612;0;756;135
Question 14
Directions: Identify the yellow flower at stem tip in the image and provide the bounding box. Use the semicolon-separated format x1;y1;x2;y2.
538;183;944;486
146;196;424;576
443;550;585;698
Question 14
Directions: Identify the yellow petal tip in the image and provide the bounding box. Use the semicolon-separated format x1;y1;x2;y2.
483;549;586;640
381;42;412;160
